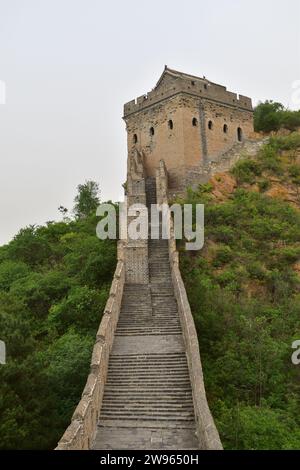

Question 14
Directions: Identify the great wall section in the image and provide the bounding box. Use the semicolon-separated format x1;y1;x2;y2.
55;68;265;450
56;158;223;450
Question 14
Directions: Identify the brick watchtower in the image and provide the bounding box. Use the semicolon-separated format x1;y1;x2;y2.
123;67;254;191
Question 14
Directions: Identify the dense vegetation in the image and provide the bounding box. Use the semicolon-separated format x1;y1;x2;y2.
0;182;116;449
179;133;300;449
254;101;300;133
1;130;300;450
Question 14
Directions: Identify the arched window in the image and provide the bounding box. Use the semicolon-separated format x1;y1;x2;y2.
208;120;213;130
237;127;243;142
168;119;173;130
192;117;198;127
133;133;138;144
223;124;228;134
150;127;154;136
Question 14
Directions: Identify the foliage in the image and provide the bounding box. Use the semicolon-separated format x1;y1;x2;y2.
258;145;283;175
269;132;300;151
180;163;300;449
231;159;262;184
0;182;117;449
230;133;300;194
258;179;271;192
254;101;300;133
73;180;100;219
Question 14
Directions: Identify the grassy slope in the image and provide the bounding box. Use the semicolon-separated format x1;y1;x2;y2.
179;132;300;449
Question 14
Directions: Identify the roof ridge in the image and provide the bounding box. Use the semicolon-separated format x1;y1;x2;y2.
154;66;207;90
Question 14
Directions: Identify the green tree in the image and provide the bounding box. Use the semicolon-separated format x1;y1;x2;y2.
254;101;283;132
73;180;100;219
0;180;117;449
254;101;300;133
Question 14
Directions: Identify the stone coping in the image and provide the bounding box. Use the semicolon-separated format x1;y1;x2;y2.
156;160;223;450
55;242;125;450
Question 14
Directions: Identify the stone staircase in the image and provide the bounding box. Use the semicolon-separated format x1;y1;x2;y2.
92;177;199;450
172;137;269;191
209;137;269;174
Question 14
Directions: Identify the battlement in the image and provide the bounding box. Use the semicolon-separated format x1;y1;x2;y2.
123;67;254;190
124;67;252;116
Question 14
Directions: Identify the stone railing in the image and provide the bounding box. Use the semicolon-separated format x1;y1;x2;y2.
156;159;223;450
168;225;222;450
156;159;168;205
125;154;149;285
55;241;125;450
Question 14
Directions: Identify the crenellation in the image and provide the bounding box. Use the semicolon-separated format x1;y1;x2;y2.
123;67;254;191
124;68;253;120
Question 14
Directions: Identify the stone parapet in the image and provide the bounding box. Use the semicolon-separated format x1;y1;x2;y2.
55;242;125;450
124;164;149;284
168;229;223;449
156;161;223;450
124;68;252;117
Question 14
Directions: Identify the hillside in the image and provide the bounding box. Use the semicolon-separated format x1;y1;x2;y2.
0;191;117;449
179;131;300;449
0;129;300;450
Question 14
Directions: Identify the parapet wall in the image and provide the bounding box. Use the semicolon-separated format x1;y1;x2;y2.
168;232;222;449
125;172;149;284
156;161;223;450
124;70;254;188
55;242;125;450
124;74;252;117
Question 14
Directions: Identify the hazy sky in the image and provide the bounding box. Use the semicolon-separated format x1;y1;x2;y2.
0;0;299;245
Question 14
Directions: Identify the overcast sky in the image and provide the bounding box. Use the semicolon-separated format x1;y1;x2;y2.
0;0;299;245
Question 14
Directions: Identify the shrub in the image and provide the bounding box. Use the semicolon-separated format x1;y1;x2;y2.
254;101;300;133
213;245;233;267
8;226;52;267
180;183;300;450
231;159;262;184
215;268;239;287
269;132;300;151
247;261;266;280
288;164;300;179
217;404;300;450
280;111;300;131
10;271;72;318
258;179;271;192
0;181;117;450
254;101;283;132
0;261;29;291
48;286;108;333
272;246;300;265
212;226;235;244
258;145;283;175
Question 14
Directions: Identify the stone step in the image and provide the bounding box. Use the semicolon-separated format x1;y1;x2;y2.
107;362;187;368
115;331;181;336
109;367;188;377
117;319;180;323
117;324;180;329
107;363;188;369
92;178;199;449
106;377;191;383
107;356;187;363
107;364;188;370
99;413;194;421
102;398;193;404
101;406;194;412
120;311;178;315
106;371;190;377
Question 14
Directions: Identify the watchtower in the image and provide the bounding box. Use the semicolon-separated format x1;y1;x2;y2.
123;67;253;191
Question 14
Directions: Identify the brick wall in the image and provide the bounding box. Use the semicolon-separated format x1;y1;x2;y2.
124;68;254;193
